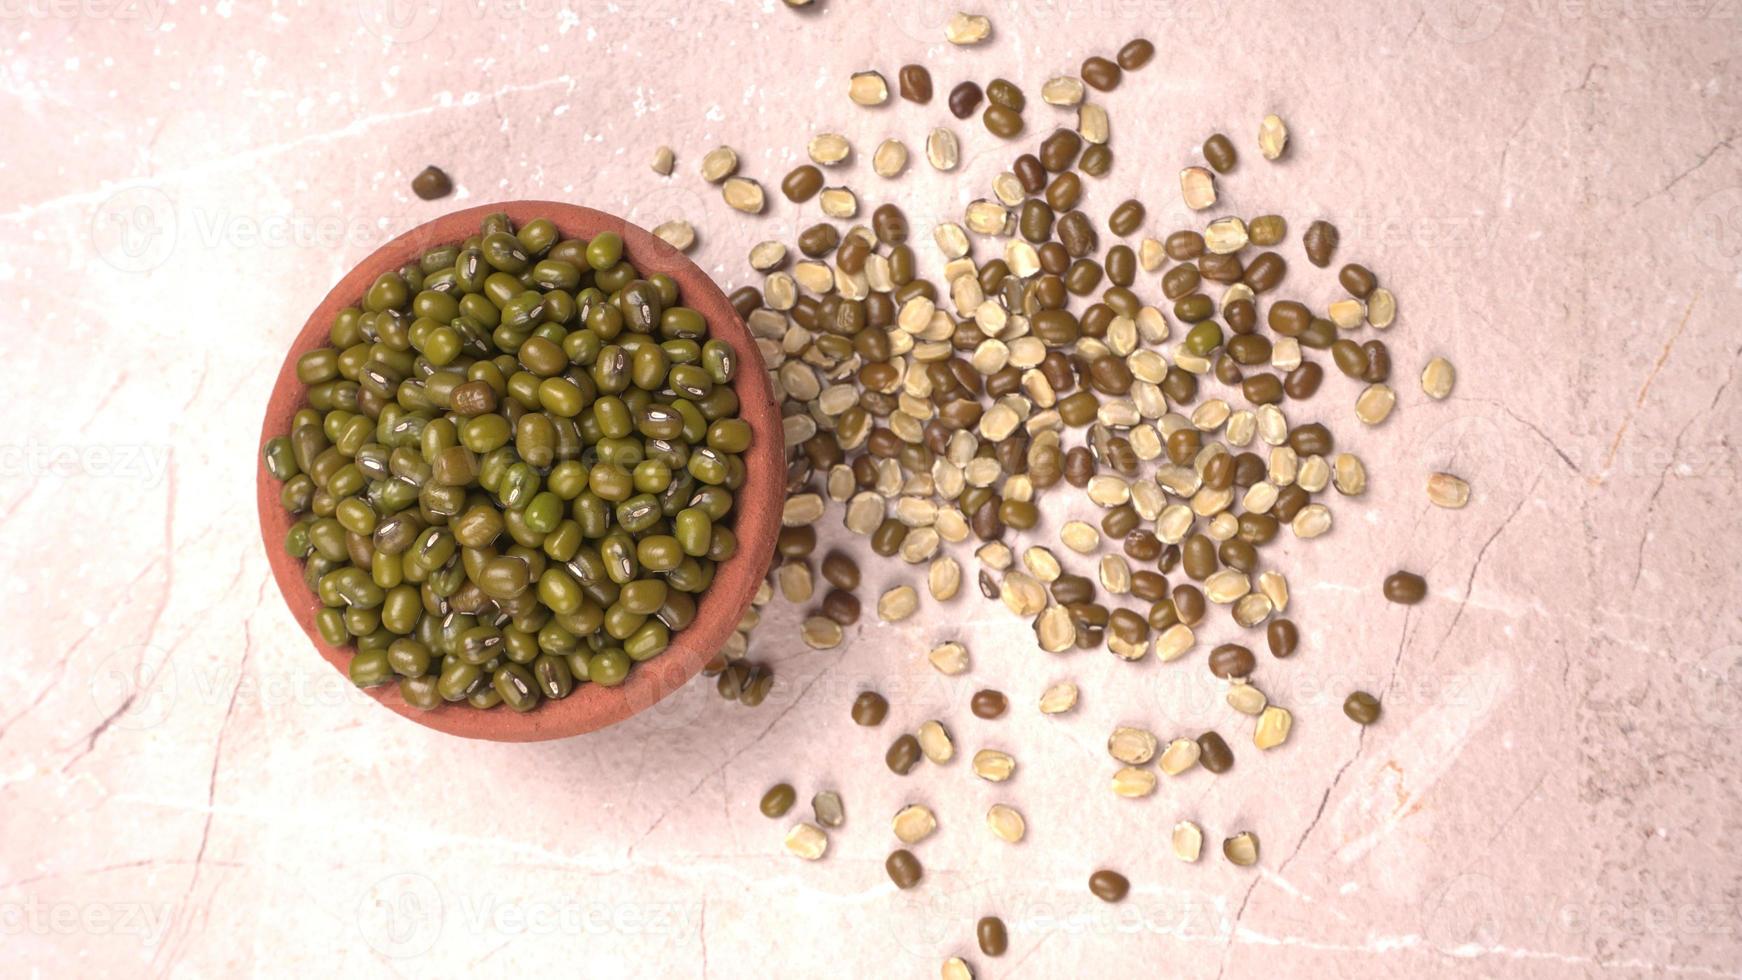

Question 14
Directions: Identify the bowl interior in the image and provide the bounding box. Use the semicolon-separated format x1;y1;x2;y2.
257;201;782;741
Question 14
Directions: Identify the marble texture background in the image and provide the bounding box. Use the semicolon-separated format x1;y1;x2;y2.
1;0;1740;977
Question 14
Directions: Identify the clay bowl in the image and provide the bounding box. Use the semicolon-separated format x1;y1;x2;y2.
257;201;782;741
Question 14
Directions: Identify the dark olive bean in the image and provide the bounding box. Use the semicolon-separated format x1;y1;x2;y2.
1344;691;1382;724
1203;133;1237;173
1303;219;1340;267
886;849;924;889
411;165;453;200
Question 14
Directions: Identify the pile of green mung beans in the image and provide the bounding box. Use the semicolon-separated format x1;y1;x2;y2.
263;212;751;713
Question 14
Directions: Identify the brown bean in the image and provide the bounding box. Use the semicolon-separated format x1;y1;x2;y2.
836;236;870;274
1198;252;1242;283
977;915;1009;956
1065;259;1103;296
1242;252;1285;292
1100;505;1139;539
1079;143;1112;177
1332;339;1369;378
872;203;909;245
1303;220;1339;267
1218;538;1257;572
1383;571;1427;604
1248;214;1286;246
886;733;922;773
1124;530;1162;562
1180;534;1215;580
1081;56;1122;91
1268;300;1311;336
898;64;933;103
1289;422;1333;457
1105;244;1136;286
1116;38;1154;70
798;222;839;258
1162;264;1201;300
1131;570;1168;603
1038;128;1081;172
729;285;762;317
984;104;1024;138
1014;153;1047;194
1019;200;1055;242
1299;317;1338;350
1045;171;1083;211
1272;484;1309;523
1227;333;1271;365
1172;584;1205;625
1339;262;1376;297
948;81;983;119
886;849;924;888
778;526;816;558
1057;211;1097;257
1108;199;1145;236
1089;869;1130;902
1267;618;1299;658
1165;230;1205;260
759;783;796;818
1197;731;1234;773
1241;373;1283;405
1226;297;1257;333
1208;643;1256;679
971;689;1008;719
986;77;1025;111
1361;340;1391;383
1064;446;1095;485
1344;691;1382;724
822;588;861;625
1283;361;1324;399
782;164;823;203
1034;244;1068;278
852;690;888;726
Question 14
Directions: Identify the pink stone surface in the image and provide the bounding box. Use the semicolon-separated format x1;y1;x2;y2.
2;1;1740;977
